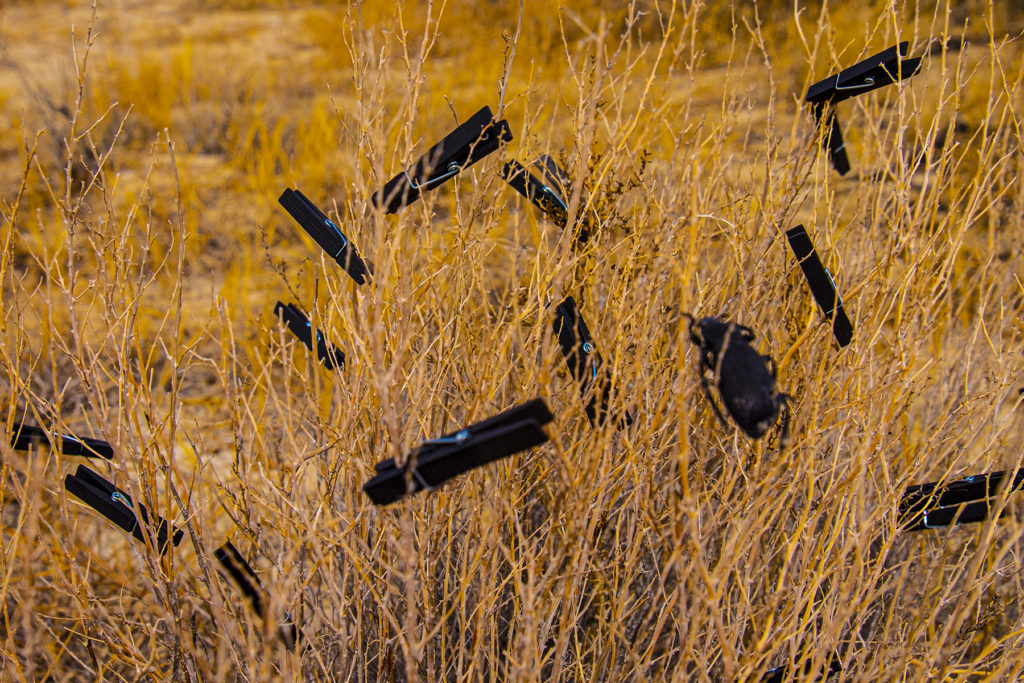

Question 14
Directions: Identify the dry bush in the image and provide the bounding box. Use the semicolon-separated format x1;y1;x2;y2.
0;0;1023;680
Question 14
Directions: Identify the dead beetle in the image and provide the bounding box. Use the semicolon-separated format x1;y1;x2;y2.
686;315;789;439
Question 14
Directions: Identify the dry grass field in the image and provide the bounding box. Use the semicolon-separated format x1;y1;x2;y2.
1;0;1023;680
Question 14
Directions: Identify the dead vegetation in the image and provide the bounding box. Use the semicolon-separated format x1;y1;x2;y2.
0;0;1023;680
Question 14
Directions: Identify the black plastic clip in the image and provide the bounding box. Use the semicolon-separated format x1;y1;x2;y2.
278;188;371;286
785;225;853;347
214;541;301;650
553;297;632;428
371;106;513;214
805;41;922;174
502;155;571;224
363;398;554;505
273;301;346;370
503;155;596;244
763;653;842;682
899;469;1024;531
11;422;113;459
64;465;183;554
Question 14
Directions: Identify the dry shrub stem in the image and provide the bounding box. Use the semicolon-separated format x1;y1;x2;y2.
0;0;1022;680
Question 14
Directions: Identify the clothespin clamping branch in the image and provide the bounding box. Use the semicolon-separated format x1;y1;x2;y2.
11;422;114;459
214;541;301;650
785;225;854;347
371;105;513;214
805;41;921;174
64;465;183;555
502;154;596;245
278;188;372;286
273;302;346;371
763;652;843;682
363;399;554;505
899;468;1024;531
553;297;632;429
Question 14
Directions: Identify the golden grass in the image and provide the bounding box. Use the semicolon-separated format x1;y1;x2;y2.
0;0;1023;679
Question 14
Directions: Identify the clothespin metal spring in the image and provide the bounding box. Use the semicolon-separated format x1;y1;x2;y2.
405;161;461;190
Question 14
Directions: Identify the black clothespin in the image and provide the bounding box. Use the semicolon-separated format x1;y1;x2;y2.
273;301;346;370
898;469;1024;531
805;41;922;174
278;188;371;285
785;225;853;347
11;422;113;459
816;107;851;176
763;653;843;682
553;297;632;429
363;398;554;505
502;155;594;243
371;106;513;214
502;155;570;226
214;541;301;650
64;465;183;554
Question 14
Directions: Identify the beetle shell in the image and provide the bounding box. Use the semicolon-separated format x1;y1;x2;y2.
688;316;786;439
